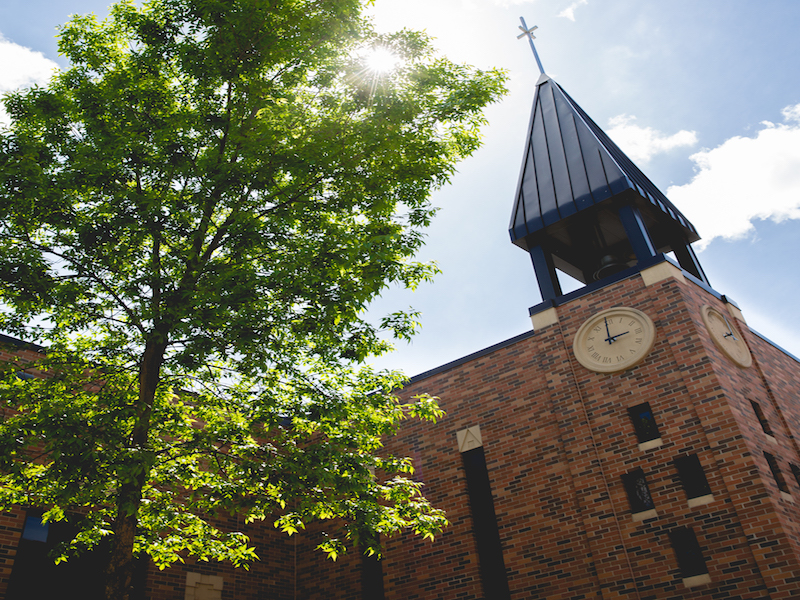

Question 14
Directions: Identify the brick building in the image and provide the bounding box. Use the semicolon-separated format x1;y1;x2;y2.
3;48;800;600
296;65;800;599
365;261;800;599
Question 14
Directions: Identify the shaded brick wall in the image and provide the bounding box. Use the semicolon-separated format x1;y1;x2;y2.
142;517;295;600
0;336;297;600
0;509;25;598
0;503;297;600
293;525;362;600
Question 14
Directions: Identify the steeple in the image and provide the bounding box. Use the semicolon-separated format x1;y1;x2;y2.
511;20;708;304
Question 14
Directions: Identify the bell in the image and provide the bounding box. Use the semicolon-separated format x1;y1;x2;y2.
593;254;627;281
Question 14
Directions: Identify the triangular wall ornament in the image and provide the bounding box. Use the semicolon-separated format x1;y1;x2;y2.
456;425;483;453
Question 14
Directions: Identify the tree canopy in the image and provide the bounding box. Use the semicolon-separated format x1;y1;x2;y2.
0;0;506;597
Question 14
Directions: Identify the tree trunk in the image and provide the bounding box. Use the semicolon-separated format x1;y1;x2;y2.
104;484;142;600
103;337;167;600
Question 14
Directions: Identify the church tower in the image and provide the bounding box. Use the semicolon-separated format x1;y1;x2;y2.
509;70;707;301
509;20;708;307
300;20;800;600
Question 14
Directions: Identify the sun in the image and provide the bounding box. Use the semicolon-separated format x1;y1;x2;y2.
364;47;399;74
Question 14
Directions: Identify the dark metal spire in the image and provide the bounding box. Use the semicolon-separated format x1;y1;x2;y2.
509;79;700;245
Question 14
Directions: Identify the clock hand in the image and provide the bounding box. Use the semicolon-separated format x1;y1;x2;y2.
604;317;613;344
609;331;629;343
721;314;737;340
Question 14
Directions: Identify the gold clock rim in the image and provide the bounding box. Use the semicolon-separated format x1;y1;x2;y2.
572;306;656;374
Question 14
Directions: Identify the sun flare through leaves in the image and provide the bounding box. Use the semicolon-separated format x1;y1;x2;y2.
364;47;399;73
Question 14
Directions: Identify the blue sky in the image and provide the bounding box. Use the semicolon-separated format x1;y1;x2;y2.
2;0;799;376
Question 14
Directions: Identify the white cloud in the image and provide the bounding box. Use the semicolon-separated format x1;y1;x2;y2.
667;104;800;249
558;0;587;21
0;35;59;126
606;114;697;164
781;103;800;123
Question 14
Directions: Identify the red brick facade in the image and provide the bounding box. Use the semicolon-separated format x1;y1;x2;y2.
2;262;800;599
368;263;800;599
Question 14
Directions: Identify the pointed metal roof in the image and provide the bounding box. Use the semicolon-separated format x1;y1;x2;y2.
509;74;700;250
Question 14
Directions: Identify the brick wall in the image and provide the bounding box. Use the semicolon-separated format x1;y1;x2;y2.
365;268;800;599
140;516;295;600
0;336;298;600
0;509;25;598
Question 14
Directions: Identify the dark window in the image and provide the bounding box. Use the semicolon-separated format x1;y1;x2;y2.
750;400;773;435
21;515;49;542
7;512;105;600
674;454;712;499
764;452;790;493
360;551;385;600
462;446;511;600
621;468;655;514
668;526;709;578
627;402;661;444
791;464;800;489
6;511;147;600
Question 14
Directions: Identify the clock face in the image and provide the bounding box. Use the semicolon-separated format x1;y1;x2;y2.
573;307;656;373
701;305;752;368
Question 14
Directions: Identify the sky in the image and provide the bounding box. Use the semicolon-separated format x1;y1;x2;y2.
1;0;799;377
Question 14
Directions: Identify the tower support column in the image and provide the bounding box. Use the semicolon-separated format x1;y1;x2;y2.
671;240;710;285
529;245;562;301
618;205;656;262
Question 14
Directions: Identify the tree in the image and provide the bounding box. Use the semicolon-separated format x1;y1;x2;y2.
0;0;506;598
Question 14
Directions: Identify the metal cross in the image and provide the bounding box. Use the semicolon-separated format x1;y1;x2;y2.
517;17;545;74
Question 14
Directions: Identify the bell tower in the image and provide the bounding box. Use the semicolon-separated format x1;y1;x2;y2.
511;19;708;304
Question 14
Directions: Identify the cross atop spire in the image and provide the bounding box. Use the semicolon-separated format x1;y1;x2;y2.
517;17;545;74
